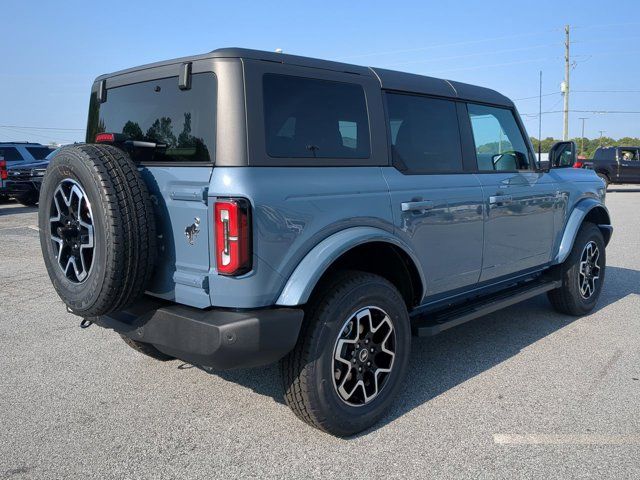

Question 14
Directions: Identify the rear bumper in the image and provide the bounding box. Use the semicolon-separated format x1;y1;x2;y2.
95;297;304;370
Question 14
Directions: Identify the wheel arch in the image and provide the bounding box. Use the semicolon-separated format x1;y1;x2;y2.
275;227;425;308
554;198;612;265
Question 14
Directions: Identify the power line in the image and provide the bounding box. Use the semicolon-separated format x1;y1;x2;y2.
514;92;560;101
0;125;84;131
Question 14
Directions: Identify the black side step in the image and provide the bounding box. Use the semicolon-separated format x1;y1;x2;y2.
412;278;562;337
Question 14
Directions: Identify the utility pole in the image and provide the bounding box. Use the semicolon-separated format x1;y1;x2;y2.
562;25;570;141
579;117;588;156
599;130;606;146
538;70;543;160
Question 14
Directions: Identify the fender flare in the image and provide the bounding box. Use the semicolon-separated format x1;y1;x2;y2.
553;198;612;265
275;226;426;306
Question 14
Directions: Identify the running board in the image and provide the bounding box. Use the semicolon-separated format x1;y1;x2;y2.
412;279;562;337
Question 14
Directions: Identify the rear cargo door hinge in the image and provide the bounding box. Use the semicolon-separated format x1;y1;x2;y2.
170;186;208;203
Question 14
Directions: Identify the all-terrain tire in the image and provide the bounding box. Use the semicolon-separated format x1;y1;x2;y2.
120;335;173;361
281;270;411;437
548;222;606;316
38;144;156;317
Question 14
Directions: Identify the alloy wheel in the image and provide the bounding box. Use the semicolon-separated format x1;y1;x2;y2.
578;240;601;299
49;179;95;283
332;306;396;406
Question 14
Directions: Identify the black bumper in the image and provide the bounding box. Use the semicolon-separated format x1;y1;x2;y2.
95;297;304;370
4;179;41;195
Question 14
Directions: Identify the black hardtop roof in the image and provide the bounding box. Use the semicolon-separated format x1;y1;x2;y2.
97;47;513;107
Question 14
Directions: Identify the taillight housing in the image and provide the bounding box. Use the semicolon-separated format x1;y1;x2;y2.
0;159;7;180
573;161;584;168
214;198;252;276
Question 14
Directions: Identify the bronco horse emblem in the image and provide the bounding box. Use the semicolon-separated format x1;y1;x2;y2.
185;217;201;245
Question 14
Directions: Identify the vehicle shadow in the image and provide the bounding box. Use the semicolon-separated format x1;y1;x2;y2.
607;188;640;193
0;205;38;216
185;266;640;434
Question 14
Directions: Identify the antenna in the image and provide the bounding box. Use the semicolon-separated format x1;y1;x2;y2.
538;70;542;161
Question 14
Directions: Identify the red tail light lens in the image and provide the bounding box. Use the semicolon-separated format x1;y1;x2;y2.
214;199;251;275
0;159;7;180
95;133;115;143
573;161;584;168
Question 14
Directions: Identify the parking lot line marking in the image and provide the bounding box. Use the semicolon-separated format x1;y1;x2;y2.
493;434;640;445
28;225;39;231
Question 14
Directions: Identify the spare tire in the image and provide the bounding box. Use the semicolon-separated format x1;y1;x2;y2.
38;144;156;317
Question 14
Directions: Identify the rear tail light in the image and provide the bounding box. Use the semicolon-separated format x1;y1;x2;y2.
573;161;584;168
214;198;251;275
95;133;115;143
0;159;7;180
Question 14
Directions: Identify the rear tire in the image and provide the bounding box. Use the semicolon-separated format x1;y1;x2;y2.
281;271;411;437
15;191;38;206
548;222;605;316
38;144;156;317
120;335;173;361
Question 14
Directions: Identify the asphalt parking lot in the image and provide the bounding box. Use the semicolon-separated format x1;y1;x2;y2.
1;187;639;480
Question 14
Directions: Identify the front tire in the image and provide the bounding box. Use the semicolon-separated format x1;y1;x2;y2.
281;271;411;436
548;222;606;316
596;172;610;189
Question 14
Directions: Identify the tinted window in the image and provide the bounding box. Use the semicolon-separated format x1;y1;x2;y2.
26;146;54;160
263;74;370;159
467;104;530;171
87;73;216;162
0;147;24;161
386;93;462;173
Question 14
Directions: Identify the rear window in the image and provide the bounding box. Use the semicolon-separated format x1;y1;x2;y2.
87;73;216;163
263;74;370;159
0;147;24;162
26;146;54;160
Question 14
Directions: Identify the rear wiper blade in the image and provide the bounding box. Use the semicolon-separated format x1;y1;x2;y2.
123;140;167;150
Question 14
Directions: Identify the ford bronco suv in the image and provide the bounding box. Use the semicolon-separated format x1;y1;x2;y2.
39;48;612;436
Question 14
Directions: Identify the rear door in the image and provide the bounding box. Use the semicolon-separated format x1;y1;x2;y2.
382;93;484;298
465;103;557;281
87;70;217;307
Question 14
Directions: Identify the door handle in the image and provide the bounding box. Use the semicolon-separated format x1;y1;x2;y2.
401;200;434;212
489;194;513;205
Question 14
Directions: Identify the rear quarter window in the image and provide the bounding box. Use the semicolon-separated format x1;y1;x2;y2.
0;147;24;162
87;73;216;163
263;74;370;159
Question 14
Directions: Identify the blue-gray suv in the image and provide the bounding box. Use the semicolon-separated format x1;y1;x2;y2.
39;48;612;436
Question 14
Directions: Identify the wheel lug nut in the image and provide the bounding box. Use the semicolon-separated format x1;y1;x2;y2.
367;361;371;367
352;358;356;363
358;367;362;372
370;348;374;353
365;339;369;344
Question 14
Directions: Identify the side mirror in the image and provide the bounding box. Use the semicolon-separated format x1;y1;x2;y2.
548;141;577;169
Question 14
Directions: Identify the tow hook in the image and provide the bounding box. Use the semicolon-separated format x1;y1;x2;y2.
80;318;93;329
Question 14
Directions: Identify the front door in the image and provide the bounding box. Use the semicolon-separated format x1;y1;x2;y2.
466;103;557;282
618;147;640;183
383;93;484;299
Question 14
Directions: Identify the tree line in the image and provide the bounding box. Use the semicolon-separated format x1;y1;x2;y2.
530;136;640;158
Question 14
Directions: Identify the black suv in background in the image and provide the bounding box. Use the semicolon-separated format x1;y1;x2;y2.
585;146;640;187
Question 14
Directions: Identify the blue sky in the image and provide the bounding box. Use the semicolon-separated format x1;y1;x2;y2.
1;0;639;144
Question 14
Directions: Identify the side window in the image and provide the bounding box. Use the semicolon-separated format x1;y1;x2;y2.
0;147;24;162
385;93;463;173
263;74;370;159
467;104;531;171
620;148;639;161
